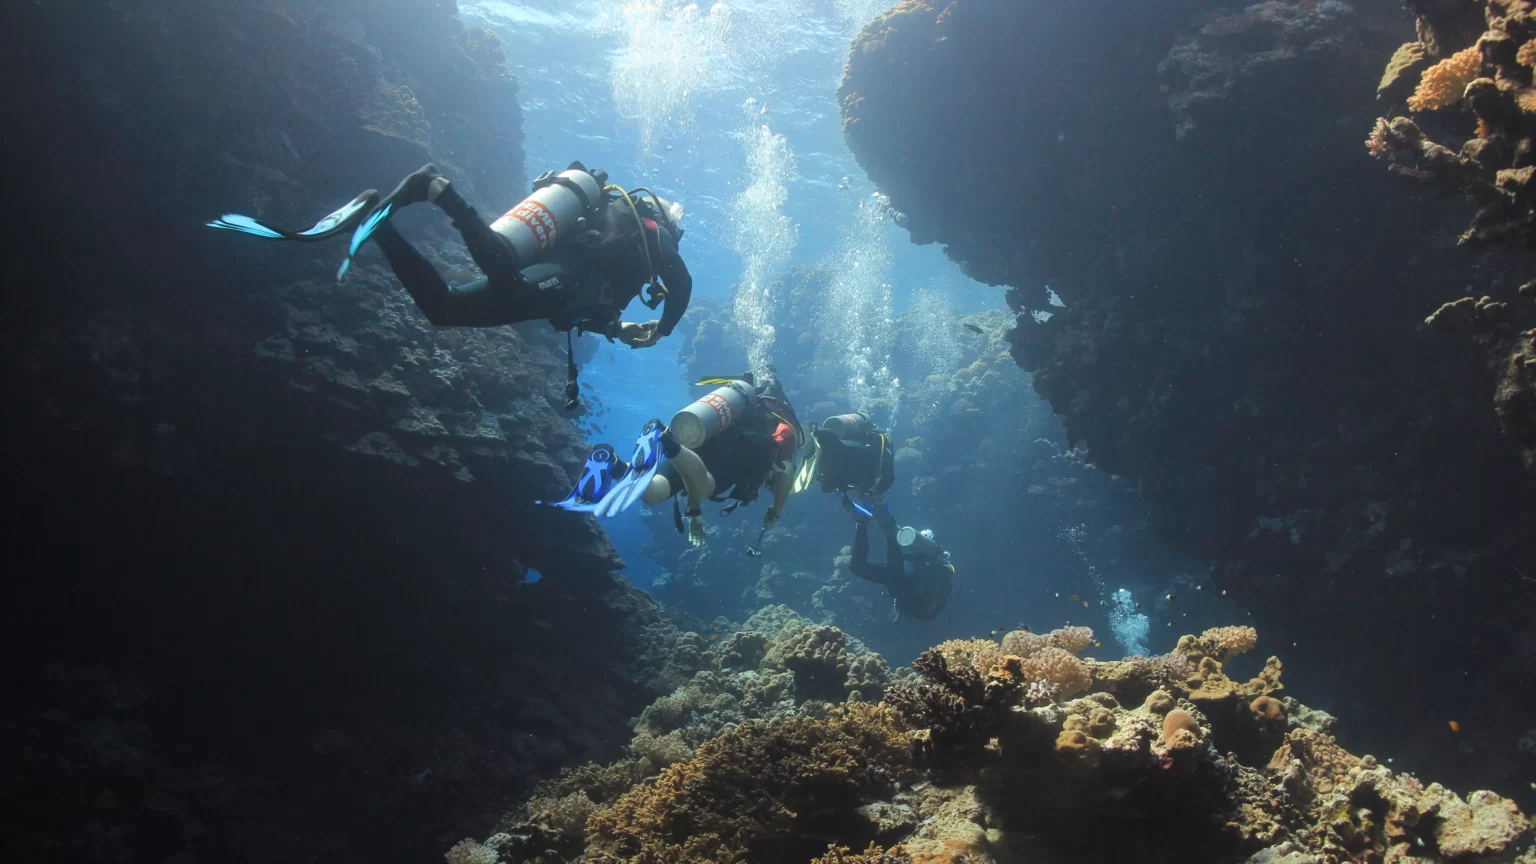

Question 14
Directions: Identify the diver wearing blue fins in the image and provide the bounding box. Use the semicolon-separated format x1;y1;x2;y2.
847;504;955;622
208;161;691;408
545;369;802;549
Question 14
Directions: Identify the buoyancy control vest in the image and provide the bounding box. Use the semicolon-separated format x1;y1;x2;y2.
669;376;804;531
504;163;676;409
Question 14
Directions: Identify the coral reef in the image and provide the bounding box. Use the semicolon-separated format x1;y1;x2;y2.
839;0;1536;805
466;628;1536;864
584;704;910;864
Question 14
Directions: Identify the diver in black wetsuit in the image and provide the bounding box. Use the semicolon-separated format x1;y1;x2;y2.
208;162;692;350
847;510;953;622
370;165;691;347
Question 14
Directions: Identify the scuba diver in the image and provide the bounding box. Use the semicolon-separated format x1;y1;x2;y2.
543;370;803;548
798;411;894;519
847;507;954;622
208;162;691;407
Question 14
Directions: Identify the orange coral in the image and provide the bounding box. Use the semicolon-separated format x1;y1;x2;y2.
1518;38;1536;68
1407;45;1482;111
1197;625;1257;662
932;638;1003;673
1019;646;1091;698
1000;625;1093;658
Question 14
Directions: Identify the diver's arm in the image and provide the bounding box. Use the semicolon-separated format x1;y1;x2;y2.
654;233;692;337
766;471;793;526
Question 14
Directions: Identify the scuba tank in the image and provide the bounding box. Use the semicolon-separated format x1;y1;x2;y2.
897;526;943;561
822;412;873;440
489;165;604;265
670;379;757;450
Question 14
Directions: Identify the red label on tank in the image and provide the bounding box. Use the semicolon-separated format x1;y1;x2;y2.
702;393;734;429
506;199;559;252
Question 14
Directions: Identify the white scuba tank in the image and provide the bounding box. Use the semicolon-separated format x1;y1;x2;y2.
670;380;756;450
897;526;941;560
822;412;873;440
489;168;603;264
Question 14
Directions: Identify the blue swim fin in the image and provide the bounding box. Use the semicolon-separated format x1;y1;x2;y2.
594;421;665;519
845;494;875;522
539;444;629;512
206;190;380;242
336;201;394;281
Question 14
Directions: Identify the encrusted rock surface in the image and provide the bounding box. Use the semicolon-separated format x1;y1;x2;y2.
840;0;1536;803
3;1;654;860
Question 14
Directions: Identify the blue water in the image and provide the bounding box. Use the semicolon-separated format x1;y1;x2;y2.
464;0;1001;585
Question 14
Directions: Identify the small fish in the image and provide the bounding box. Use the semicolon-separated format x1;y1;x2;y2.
964;323;984;334
1195;585;1204;591
710;634;720;641
1092;640;1101;648
1135;602;1143;610
1166;621;1173;627
1069;594;1081;602
1220;589;1228;597
1098;600;1106;607
1054;592;1060;599
532;619;553;630
1166;592;1177;601
1082;600;1090;608
1448;720;1461;732
764;641;776;648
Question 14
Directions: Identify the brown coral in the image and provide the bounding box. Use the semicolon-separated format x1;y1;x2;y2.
811;843;913;864
586;703;909;864
1407;45;1483;111
1161;708;1202;747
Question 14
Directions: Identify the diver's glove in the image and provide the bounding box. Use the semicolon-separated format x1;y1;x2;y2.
687;514;708;547
763;508;781;530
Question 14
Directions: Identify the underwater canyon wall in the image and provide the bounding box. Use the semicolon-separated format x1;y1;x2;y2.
840;0;1536;803
2;2;679;861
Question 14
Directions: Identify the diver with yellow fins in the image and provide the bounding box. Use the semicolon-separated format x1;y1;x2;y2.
797;410;895;521
208;162;691;409
543;368;802;549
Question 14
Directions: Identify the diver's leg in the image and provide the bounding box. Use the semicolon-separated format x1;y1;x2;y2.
642;462;679;505
666;445;716;512
426;181;525;283
373;221;524;326
848;522;885;584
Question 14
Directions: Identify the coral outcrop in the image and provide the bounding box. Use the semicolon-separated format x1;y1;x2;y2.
465;627;1536;864
839;0;1536;804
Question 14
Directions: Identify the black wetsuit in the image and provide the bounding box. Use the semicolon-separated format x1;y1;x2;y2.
816;429;894;497
848;522;951;620
374;189;692;337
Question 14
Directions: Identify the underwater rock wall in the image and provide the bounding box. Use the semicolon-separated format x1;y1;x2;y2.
841;0;1536;801
3;2;672;860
